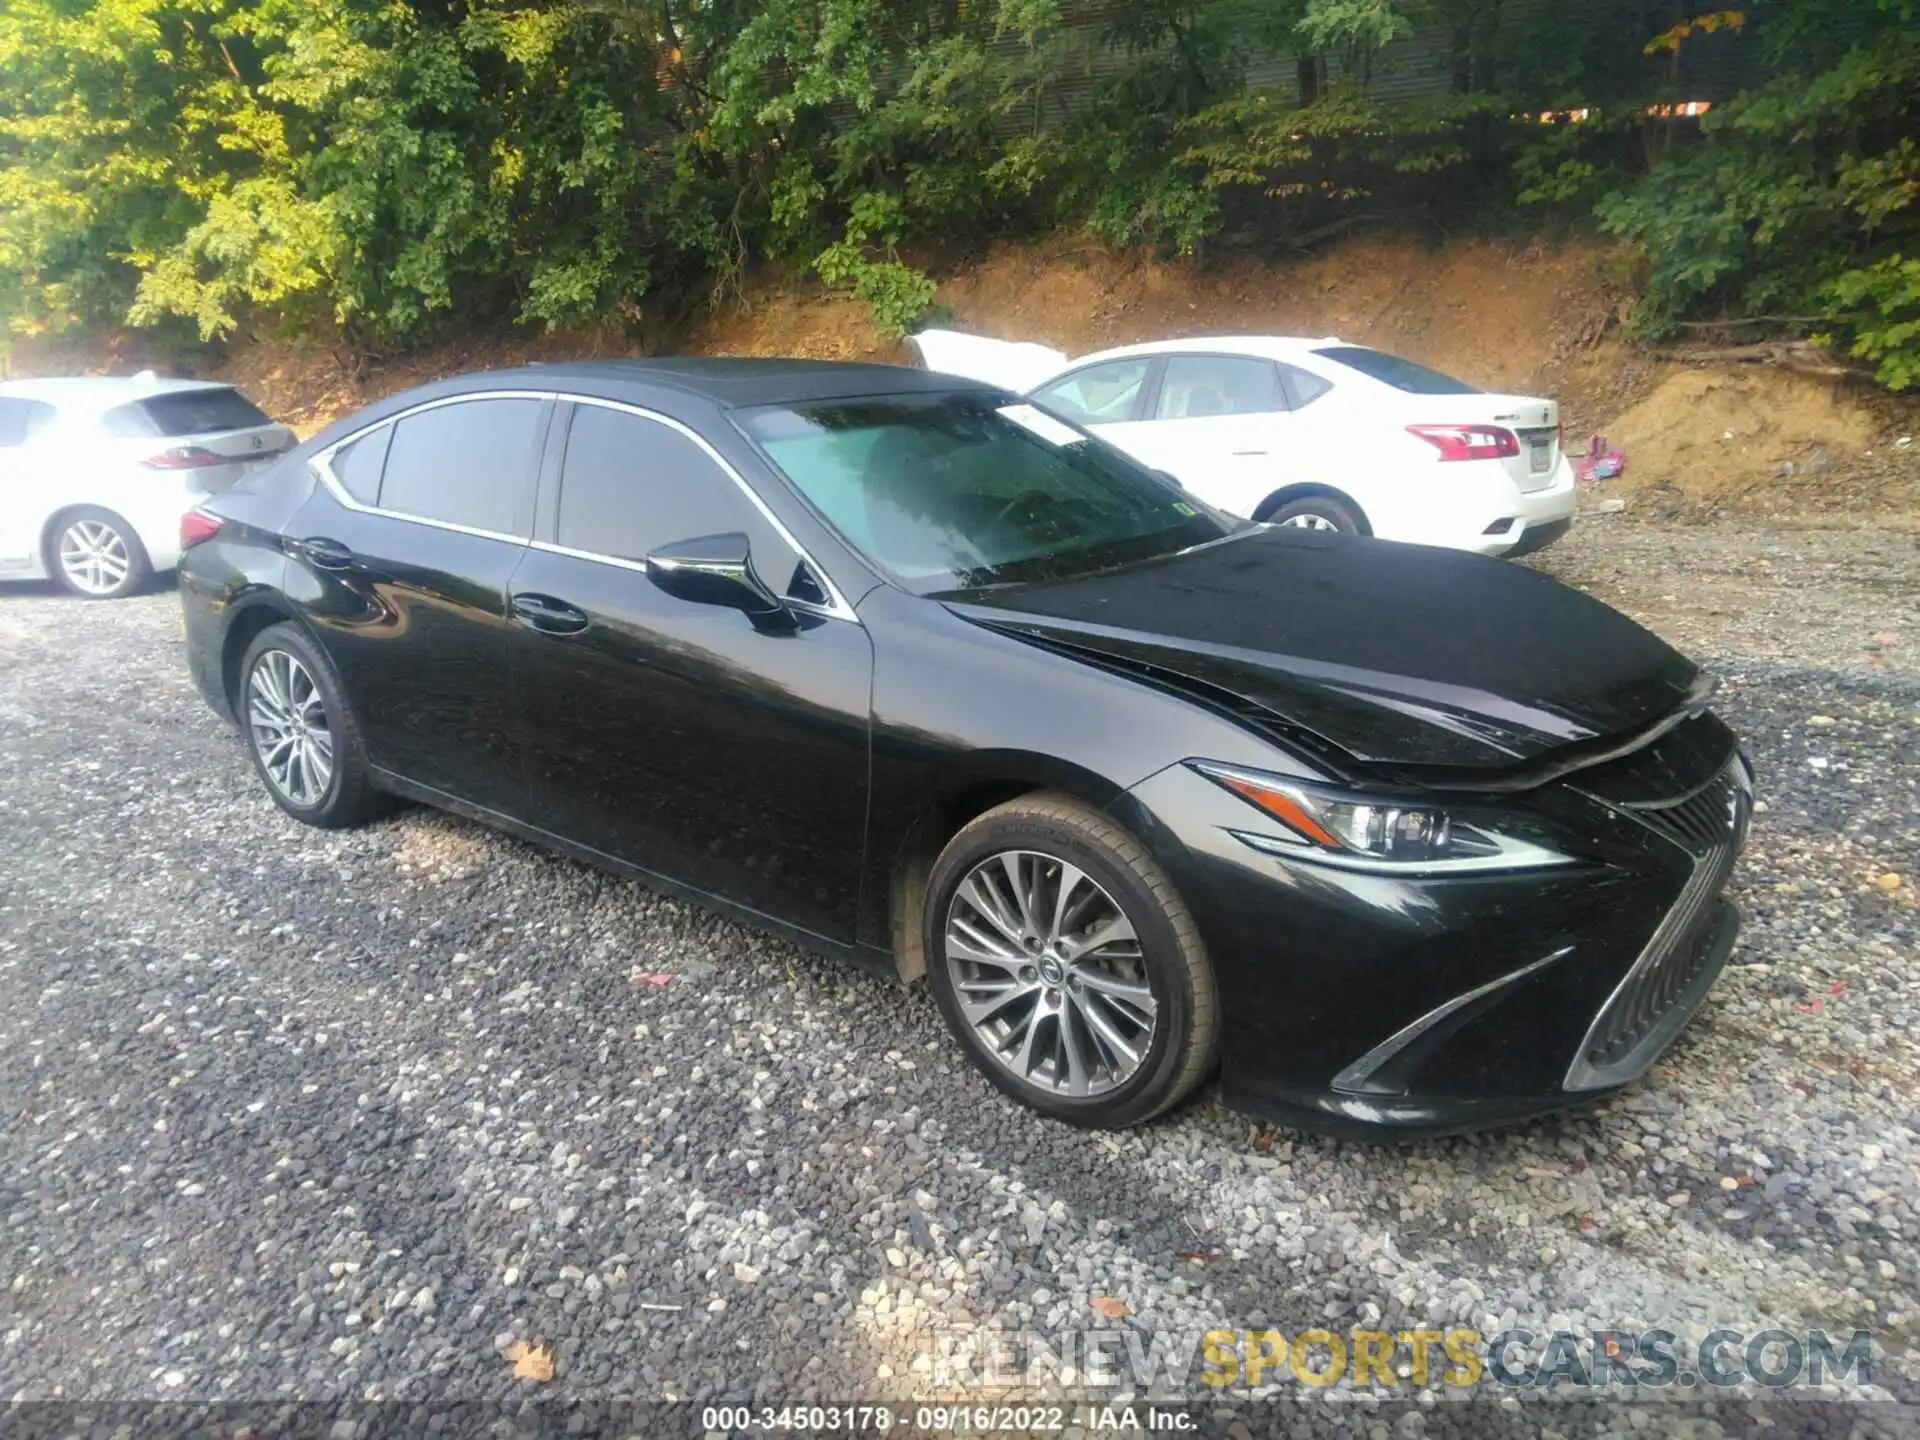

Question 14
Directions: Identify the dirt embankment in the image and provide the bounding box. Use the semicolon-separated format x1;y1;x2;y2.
10;233;1917;523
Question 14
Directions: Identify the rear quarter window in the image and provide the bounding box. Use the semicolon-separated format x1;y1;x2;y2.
329;425;392;505
102;387;273;438
1312;346;1479;395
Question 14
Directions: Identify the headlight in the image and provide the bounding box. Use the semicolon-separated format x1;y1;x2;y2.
1192;762;1576;875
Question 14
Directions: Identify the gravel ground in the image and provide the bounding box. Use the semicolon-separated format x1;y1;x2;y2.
2;518;1917;1434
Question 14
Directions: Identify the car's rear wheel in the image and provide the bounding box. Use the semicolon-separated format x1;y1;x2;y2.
924;793;1218;1128
1265;494;1362;534
240;623;385;829
50;507;151;599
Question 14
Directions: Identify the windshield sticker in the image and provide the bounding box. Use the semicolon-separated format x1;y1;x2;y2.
997;403;1085;448
1173;502;1197;515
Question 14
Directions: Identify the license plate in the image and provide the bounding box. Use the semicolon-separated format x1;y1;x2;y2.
1528;439;1551;473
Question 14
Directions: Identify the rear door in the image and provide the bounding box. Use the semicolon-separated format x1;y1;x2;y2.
289;393;551;815
100;386;295;493
508;400;873;942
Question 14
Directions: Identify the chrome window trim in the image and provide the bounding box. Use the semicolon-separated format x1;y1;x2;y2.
308;388;859;623
557;395;858;623
309;389;552;547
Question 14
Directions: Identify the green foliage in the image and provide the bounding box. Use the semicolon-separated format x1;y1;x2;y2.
814;192;937;338
1595;7;1919;384
1825;256;1920;390
1;0;1916;385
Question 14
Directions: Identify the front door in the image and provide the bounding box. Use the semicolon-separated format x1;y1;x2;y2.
0;399;54;576
288;394;550;815
509;401;872;942
1109;354;1296;512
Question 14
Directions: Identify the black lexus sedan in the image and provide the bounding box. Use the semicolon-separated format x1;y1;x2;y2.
178;359;1751;1135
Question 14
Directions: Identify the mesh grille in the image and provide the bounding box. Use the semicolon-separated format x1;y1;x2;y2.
1568;762;1747;1088
1630;767;1743;856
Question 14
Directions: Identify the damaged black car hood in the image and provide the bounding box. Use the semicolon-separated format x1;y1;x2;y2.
943;528;1703;775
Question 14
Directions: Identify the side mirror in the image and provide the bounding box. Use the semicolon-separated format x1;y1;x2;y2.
645;532;794;629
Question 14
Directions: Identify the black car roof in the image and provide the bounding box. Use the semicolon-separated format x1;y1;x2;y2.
452;357;981;406
300;357;1000;457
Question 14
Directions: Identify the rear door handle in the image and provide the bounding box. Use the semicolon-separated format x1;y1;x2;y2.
510;592;590;635
293;536;355;571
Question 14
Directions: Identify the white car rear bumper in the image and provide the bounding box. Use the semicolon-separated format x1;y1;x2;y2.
1444;458;1578;557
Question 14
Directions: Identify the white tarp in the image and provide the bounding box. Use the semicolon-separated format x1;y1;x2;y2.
907;328;1070;394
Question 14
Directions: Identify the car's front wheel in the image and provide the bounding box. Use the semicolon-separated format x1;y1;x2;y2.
924;794;1218;1128
50;507;152;599
239;622;386;828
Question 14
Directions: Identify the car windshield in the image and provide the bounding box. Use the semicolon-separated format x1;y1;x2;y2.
1312;345;1479;395
739;392;1239;594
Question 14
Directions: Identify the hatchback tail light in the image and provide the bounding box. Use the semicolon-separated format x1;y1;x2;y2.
144;445;226;470
1407;424;1520;462
180;511;223;550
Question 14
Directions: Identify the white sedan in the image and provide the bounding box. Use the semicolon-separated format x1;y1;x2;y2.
910;331;1578;557
0;375;293;598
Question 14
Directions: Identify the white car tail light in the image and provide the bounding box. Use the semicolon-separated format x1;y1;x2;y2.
1407;424;1520;462
143;444;226;470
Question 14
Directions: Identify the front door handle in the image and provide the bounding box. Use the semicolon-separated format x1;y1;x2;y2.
293;536;354;571
510;592;590;635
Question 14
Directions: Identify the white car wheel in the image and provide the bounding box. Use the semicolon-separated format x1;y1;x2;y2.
51;508;152;599
1265;495;1363;536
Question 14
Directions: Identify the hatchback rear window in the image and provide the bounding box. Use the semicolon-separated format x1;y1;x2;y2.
1312;346;1479;395
102;387;273;438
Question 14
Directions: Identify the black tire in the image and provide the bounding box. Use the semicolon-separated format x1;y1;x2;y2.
238;622;387;829
924;792;1219;1129
47;506;152;599
1264;494;1363;535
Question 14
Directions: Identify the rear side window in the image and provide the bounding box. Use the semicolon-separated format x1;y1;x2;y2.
330;425;392;505
556;404;785;565
379;398;545;538
0;398;56;447
102;387;273;437
1312;346;1479;395
1154;355;1284;419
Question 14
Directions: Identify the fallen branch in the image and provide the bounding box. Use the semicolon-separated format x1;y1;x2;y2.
1653;339;1857;377
1674;315;1826;328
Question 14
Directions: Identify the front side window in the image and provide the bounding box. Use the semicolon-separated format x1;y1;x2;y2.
556;405;791;569
378;398;544;537
1031;359;1152;426
1154;355;1285;419
740;392;1238;595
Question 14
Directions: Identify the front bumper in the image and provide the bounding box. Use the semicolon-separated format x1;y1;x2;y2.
1120;722;1749;1138
1220;900;1738;1139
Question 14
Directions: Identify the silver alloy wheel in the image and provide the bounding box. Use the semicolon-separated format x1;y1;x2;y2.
944;850;1157;1097
1279;511;1339;531
247;650;334;808
57;519;132;595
